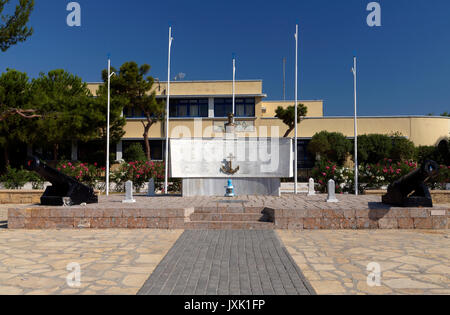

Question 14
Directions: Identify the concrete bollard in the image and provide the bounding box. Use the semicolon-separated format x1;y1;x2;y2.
327;179;339;203
307;178;316;196
123;180;136;203
147;178;155;197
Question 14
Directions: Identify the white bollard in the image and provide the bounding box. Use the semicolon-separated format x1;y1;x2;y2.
307;178;316;196
123;180;136;203
327;179;339;203
147;178;155;197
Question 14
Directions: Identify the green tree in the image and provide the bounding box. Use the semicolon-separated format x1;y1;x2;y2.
31;70;105;160
390;137;415;162
0;69;38;166
275;104;308;138
357;134;393;164
93;77;126;148
308;131;351;165
0;0;34;52
124;143;146;162
106;61;164;161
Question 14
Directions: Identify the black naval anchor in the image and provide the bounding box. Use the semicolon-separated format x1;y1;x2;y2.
221;154;240;175
25;156;98;206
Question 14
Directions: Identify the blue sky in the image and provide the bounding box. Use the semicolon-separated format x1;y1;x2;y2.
2;0;449;116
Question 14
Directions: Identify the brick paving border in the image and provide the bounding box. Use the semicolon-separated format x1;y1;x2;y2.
137;230;316;295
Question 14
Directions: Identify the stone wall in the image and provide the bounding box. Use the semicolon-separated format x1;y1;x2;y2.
272;208;448;230
8;205;448;230
364;190;450;204
0;190;42;205
8;207;193;229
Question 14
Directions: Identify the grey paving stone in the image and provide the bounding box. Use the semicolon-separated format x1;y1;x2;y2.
138;230;316;295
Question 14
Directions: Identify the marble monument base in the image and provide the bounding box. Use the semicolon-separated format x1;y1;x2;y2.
182;178;281;197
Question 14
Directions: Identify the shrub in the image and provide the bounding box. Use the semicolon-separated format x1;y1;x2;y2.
391;137;415;162
359;159;418;189
110;161;179;193
0;166;31;189
28;172;45;190
434;165;450;189
308;131;351;166
124;143;146;162
357;134;392;164
56;161;104;188
311;160;354;193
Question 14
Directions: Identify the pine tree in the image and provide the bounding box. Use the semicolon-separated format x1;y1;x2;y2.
0;0;34;52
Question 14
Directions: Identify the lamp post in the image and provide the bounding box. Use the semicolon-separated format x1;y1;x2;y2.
352;56;359;196
106;55;115;197
164;27;174;195
294;24;299;194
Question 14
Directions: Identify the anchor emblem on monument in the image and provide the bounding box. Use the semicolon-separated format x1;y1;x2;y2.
221;154;240;175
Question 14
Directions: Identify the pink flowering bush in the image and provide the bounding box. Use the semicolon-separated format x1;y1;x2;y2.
313;158;450;193
110;161;181;193
110;161;165;191
359;159;418;189
312;160;353;193
56;161;104;188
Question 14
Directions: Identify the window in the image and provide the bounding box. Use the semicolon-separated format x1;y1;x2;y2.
214;98;255;117
123;107;145;118
169;98;208;118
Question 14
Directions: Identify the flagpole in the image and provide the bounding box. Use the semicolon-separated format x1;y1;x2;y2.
294;24;299;194
232;53;236;122
352;56;359;196
164;27;173;195
106;55;111;197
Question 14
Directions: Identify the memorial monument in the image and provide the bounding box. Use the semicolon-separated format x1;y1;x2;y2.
170;114;293;196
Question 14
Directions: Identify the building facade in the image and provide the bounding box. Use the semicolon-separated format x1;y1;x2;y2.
86;80;450;167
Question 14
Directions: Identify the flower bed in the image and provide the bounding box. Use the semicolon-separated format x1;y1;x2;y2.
56;160;180;193
312;159;450;193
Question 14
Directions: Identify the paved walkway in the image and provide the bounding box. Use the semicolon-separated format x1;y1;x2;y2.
279;230;450;295
0;229;182;295
138;230;315;295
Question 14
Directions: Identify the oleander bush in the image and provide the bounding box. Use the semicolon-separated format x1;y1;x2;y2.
312;159;450;193
56;161;104;188
110;160;181;193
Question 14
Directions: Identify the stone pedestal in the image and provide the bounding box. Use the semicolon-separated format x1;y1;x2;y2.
182;178;281;197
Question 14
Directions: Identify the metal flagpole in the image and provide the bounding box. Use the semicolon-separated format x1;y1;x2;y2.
164;27;173;195
232;53;236;122
352;56;359;196
294;24;299;194
106;55;111;197
283;57;286;101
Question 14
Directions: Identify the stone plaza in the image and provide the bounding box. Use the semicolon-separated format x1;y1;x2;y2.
1;194;449;295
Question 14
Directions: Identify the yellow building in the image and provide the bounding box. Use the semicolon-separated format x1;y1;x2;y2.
87;80;450;167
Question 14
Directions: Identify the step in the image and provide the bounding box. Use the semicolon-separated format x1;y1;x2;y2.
185;221;275;230
193;207;266;214
190;213;272;222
